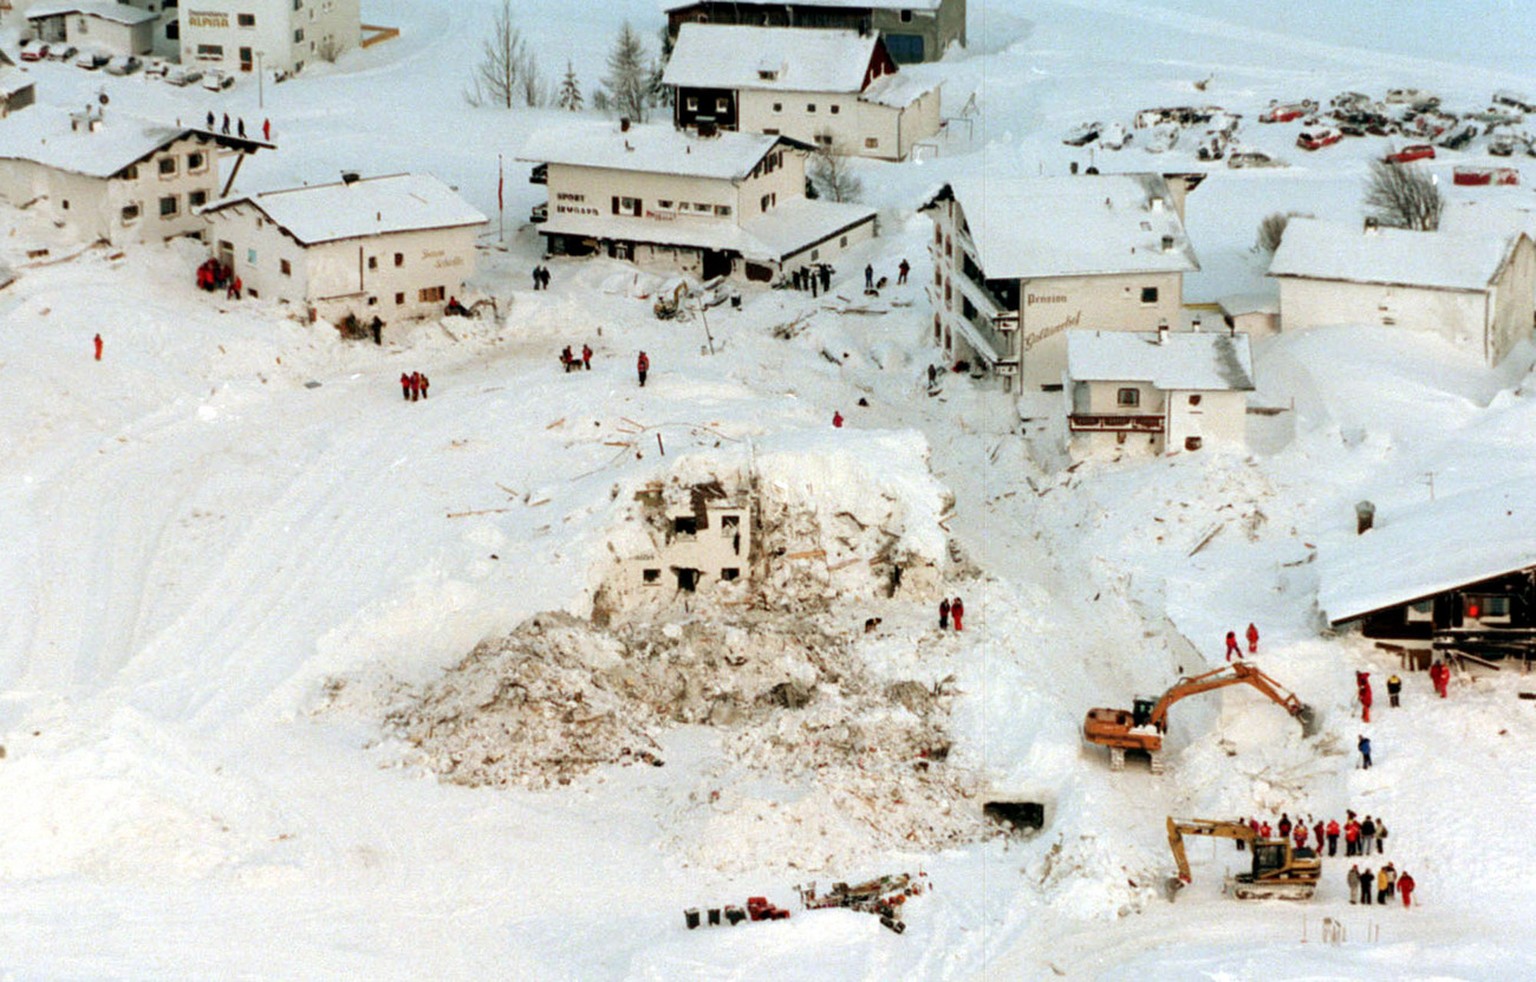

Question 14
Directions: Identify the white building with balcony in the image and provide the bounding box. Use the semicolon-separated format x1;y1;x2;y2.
519;120;876;282
919;173;1202;393
180;0;359;76
1063;326;1253;459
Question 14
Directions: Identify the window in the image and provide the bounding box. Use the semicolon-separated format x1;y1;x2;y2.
772;102;782;113
1184;436;1204;451
368;256;378;270
900;8;914;21
419;286;445;303
294;28;304;42
1117;387;1140;407
934;269;942;286
830;104;840;115
693;202;711;213
807;103;816;113
721;568;740;581
840;235;847;246
656;199;673;209
642;568;661;584
762;128;779;135
685;96;698;111
1140;286;1159;304
760;193;776;211
714;205;731;216
197;43;223;60
721;515;740;536
187;152;206;172
159;157;177;177
814;133;833;147
934;315;942;342
715;97;728;113
1466;595;1511;621
1188;394;1202;406
673;516;698;536
78;16;88;33
394;252;404;267
614;196;640;216
166;21;178;39
865;137;879;148
188;190;207;208
811;249;819;260
280;258;292;276
394;292;405;305
294;0;303;8
237;12;255;26
123;165;138;180
159;195;179;217
121;204;141;222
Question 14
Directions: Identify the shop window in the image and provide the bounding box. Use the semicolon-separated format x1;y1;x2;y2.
1117;387;1140;407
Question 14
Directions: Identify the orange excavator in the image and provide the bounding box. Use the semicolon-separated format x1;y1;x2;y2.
1083;662;1315;772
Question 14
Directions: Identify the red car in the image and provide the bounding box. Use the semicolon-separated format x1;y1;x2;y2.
19;41;49;62
1385;144;1435;164
1261;103;1308;123
1296;127;1343;150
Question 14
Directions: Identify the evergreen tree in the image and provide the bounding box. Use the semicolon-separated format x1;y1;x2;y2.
602;21;649;122
557;60;583;111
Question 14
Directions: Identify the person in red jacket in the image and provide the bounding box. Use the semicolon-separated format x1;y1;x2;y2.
1225;631;1241;661
400;372;411;401
582;343;592;370
1326;819;1341;856
832;411;844;428
93;333;103;361
1357;671;1374;722
1293;824;1308;850
1245;622;1259;653
1345;819;1361;856
1398;870;1416;907
951;596;964;632
637;350;649;387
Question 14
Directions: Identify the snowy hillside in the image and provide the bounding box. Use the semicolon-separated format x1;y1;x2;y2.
4;0;1536;977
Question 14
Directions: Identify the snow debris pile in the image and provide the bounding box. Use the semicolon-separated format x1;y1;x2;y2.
1030;835;1163;920
382;609;991;867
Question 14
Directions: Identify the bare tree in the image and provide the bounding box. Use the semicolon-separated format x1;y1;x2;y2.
556;60;584;111
1364;160;1443;231
467;0;529;109
601;21;649;122
519;49;545;107
1255;212;1292;253
807;134;863;203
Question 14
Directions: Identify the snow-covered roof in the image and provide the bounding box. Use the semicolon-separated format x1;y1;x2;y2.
519;121;800;181
665;0;942;11
0;104;197;178
0;73;34;98
539;197;873;263
1268;217;1524;293
1219;292;1279;316
1066;330;1254;391
1317;481;1536;624
26;1;159;25
863;71;940;108
202;173;487;246
663;25;878;93
924;175;1200;280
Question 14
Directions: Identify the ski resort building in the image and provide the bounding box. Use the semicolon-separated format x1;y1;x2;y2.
1063;326;1253;459
662;24;942;162
198;172;486;325
179;0;359;76
25;2;158;56
1317;484;1536;665
0;104;260;244
664;0;966;64
919;173;1202;393
1268;217;1536;367
519;120;876;282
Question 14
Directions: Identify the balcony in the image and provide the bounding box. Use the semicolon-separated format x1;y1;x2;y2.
529;162;547;185
1068;414;1165;433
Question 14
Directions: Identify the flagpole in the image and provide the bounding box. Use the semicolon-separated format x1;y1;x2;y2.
498;154;505;245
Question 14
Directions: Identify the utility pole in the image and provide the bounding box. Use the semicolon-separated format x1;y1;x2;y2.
256;51;265;109
1423;471;1435;501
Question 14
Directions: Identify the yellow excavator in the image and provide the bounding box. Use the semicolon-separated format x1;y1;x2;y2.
1166;817;1321;900
1083;661;1316;772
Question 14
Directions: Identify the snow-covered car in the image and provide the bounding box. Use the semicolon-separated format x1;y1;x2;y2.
1099;122;1131;150
1142;123;1179;153
1260;101;1312;123
104;55;143;75
19;42;49;63
165;67;204;87
1437;125;1477;151
48;44;78;62
1226;149;1286;169
1385;87;1437;105
202;69;234;91
1062;122;1102;147
1384;143;1435;164
143;58;170;78
1493;89;1536;113
1488;132;1526;156
76;50;109;70
1296;127;1342;150
1195;130;1230;161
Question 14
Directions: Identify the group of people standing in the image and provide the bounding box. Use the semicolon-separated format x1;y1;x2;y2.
205;112;269;142
1239;811;1388;858
1348;862;1416;908
560;344;593;373
531;265;552;290
1223;623;1260;661
195;258;241;299
938;597;966;632
787;263;834;296
399;371;430;401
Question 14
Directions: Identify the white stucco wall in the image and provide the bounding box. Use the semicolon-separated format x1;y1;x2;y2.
736;87;941;161
180;0;359;75
1068;380;1246;458
1277;276;1490;359
1489;236;1536;364
1017;270;1186;389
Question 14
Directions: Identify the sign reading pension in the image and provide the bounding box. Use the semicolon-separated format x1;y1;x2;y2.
188;10;230;28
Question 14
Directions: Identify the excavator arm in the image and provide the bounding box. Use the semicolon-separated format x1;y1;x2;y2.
1166;817;1255;885
1149;662;1315;734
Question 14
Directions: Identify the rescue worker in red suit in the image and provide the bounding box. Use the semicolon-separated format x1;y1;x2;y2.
1246;622;1259;653
1357;670;1373;722
1398;871;1416;907
951;596;964;632
1225;631;1242;661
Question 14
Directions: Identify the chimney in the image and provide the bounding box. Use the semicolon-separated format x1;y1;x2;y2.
341;170;360;184
1228;321;1237;338
1151;195;1165;212
1161;234;1175;252
1070;161;1079;175
1157;318;1169;344
620;117;631;132
1355;500;1376;535
1191;316;1202;333
1363;216;1380;235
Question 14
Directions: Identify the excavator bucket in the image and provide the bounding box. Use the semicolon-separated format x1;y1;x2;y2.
1297;704;1319;737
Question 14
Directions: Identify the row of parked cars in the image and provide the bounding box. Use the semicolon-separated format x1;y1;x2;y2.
14;39;233;89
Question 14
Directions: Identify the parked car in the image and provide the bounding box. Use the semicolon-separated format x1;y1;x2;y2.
104;55;143;75
166;67;204;87
1227;149;1286;169
1493;89;1536;113
1142;122;1179;153
1062;121;1102;147
1296;126;1343;150
1099;122;1131;150
1453;166;1520;187
1385;87;1438;106
143;58;170;78
1260;101;1313;123
1488;132;1525;156
48;44;78;62
19;42;49;63
202;69;234;91
76;50;110;70
1384;143;1435;164
1437;125;1477;151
